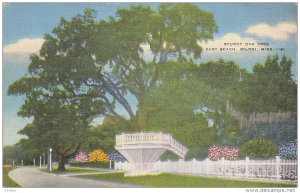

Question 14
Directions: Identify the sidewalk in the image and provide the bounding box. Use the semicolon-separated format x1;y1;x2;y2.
8;166;137;188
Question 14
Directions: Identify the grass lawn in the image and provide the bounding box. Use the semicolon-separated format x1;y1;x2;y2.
40;165;104;174
3;167;21;187
78;172;297;188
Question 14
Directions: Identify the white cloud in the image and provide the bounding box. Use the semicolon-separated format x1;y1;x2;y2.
4;38;44;54
246;21;297;40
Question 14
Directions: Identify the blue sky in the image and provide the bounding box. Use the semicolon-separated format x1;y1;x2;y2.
3;3;298;145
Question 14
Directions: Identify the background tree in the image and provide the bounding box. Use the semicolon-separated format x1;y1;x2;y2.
234;55;297;113
3;138;42;165
140;59;215;148
3;143;25;165
82;116;134;152
139;58;245;159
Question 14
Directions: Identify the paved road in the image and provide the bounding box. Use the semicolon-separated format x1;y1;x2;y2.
8;167;136;188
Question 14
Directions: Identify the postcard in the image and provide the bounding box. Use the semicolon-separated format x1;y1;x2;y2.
2;2;298;191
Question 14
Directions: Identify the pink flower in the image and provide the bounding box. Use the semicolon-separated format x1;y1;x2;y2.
208;145;239;160
74;151;89;162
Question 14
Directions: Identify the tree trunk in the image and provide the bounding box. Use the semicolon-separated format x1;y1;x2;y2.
137;100;147;130
58;154;66;171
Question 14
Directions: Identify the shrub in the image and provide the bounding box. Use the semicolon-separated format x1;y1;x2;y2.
108;151;127;162
279;139;297;159
208;145;238;160
239;137;277;158
88;149;109;162
74;151;89;163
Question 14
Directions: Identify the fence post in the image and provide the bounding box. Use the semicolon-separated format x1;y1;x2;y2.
276;156;280;180
245;157;249;179
206;158;209;176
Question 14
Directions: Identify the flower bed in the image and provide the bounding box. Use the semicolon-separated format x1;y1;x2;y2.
279;139;297;159
208;145;238;160
69;148;111;168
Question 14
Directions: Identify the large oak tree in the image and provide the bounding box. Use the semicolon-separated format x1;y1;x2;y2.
8;4;217;170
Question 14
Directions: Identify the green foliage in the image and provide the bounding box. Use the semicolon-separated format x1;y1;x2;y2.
185;147;208;160
140;62;216;148
239;137;277;158
82;116;135;152
3;140;41;165
86;3;217;124
156;3;216;59
234;55;297;113
7;4;218;162
3;145;23;164
3;167;21;187
140;59;244;148
16;97;89;154
7;10;110;170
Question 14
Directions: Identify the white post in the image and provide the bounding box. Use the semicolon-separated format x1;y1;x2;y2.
206;158;209;176
12;160;14;166
109;160;112;170
21;160;23;166
43;153;45;165
276;156;280;180
246;157;249;179
49;148;52;172
33;158;35;167
40;156;42;169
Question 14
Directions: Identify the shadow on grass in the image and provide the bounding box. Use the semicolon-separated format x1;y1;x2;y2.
39;166;105;174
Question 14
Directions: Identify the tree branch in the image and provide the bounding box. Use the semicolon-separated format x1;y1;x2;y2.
99;75;134;118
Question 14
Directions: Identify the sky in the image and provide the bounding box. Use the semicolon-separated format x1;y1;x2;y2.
2;3;298;146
